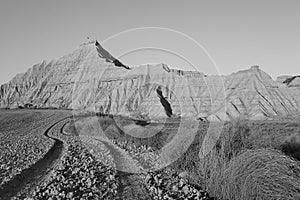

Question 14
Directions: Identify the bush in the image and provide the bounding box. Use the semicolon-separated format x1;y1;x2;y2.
219;149;300;200
280;132;300;161
198;120;250;194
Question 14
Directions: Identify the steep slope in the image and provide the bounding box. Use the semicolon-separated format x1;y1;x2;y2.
224;66;300;119
276;75;300;112
0;41;299;120
0;40;128;109
280;75;300;87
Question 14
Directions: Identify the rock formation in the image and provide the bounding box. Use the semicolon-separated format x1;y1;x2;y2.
278;75;300;88
0;40;299;121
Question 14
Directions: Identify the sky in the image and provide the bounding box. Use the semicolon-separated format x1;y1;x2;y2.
0;0;299;84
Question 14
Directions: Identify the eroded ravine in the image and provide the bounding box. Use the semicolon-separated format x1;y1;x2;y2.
0;117;71;200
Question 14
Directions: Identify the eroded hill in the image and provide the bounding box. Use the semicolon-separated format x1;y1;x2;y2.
0;40;299;120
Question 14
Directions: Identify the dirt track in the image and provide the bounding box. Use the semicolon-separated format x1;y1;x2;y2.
0;111;151;199
101;141;151;200
0;115;71;199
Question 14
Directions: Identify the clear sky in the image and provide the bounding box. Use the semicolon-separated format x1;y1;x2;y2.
0;0;299;84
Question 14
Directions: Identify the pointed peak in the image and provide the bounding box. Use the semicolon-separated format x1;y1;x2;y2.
94;40;130;69
250;65;260;70
80;37;97;46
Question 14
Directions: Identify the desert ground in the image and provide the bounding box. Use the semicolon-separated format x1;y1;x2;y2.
1;109;300;199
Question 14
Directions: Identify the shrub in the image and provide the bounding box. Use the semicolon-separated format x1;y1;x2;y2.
280;132;300;161
219;148;300;200
198;120;250;194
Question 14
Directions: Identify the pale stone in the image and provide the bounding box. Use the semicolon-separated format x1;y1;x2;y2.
0;41;299;121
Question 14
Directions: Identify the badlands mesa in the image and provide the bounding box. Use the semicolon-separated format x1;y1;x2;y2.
0;39;300;120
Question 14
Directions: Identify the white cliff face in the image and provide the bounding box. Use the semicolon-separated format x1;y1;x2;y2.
224;67;300;119
276;75;300;113
0;41;299;120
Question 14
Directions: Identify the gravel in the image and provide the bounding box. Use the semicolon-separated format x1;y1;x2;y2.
30;137;118;199
111;139;214;199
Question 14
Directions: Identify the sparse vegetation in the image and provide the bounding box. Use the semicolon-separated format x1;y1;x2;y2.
194;119;300;199
220;149;300;200
156;118;300;199
280;132;300;160
1;110;300;200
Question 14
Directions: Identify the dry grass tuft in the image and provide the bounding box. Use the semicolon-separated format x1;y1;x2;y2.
280;132;300;161
82;116;300;200
198;120;250;193
196;120;300;199
220;148;300;200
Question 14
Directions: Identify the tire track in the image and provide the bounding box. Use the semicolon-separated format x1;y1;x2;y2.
100;141;151;200
0;117;70;200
